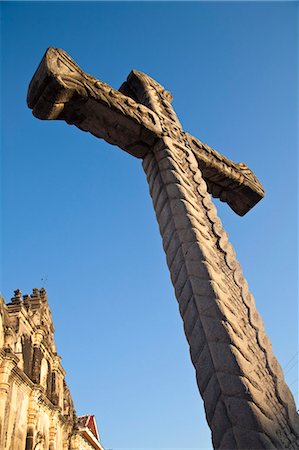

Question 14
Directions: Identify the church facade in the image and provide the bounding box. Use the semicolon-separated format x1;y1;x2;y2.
0;288;104;450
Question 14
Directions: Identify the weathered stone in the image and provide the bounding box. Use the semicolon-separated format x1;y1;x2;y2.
0;289;104;450
27;48;299;449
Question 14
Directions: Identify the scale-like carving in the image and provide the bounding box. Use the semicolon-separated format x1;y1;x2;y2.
27;48;299;450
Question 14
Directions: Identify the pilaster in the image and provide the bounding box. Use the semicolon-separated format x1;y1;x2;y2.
49;413;58;450
0;351;19;448
31;328;45;384
25;390;40;450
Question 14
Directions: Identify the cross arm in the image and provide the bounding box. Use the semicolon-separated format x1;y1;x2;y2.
120;70;265;216
185;134;265;216
27;48;163;158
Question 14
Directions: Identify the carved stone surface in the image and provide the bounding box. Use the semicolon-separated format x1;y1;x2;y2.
27;48;299;449
28;48;264;216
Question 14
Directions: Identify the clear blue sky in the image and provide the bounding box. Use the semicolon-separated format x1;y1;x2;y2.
1;2;298;449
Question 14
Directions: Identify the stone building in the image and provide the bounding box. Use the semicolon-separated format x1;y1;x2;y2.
0;288;105;450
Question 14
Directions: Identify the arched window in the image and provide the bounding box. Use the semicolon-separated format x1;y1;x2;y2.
22;335;33;377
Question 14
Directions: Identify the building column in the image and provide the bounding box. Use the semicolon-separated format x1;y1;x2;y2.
25;391;39;450
0;350;18;449
25;427;34;450
49;412;59;450
70;433;80;450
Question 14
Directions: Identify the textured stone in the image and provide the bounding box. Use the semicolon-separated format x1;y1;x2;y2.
27;48;299;450
0;289;104;450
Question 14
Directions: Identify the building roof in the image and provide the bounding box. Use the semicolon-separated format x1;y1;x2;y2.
78;415;99;440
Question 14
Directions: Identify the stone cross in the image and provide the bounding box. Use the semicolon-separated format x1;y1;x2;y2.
27;48;299;450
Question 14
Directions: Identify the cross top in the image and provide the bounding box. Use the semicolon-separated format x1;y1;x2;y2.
120;69;180;125
28;48;264;216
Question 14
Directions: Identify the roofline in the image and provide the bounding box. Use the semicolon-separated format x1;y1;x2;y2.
80;427;104;450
